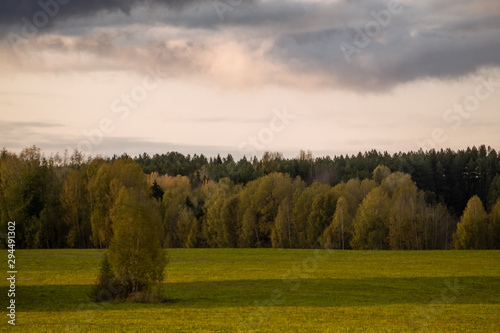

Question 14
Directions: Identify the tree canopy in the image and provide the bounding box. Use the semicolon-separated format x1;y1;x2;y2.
1;145;499;250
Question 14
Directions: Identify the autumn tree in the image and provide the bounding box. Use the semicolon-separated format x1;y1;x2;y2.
323;196;352;249
238;173;304;247
161;175;192;247
488;199;500;249
290;182;330;248
108;187;166;296
0;150;28;247
453;195;489;249
333;178;376;218
6;145;500;251
272;197;293;248
373;165;391;184
380;172;412;198
239;208;258;248
176;207;199;248
61;169;90;248
202;178;241;248
388;177;427;250
218;193;241;247
38;155;67;248
0;147;56;248
306;189;338;247
351;187;390;250
88;163;113;248
423;203;455;250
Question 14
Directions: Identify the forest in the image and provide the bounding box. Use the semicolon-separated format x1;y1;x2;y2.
1;145;499;250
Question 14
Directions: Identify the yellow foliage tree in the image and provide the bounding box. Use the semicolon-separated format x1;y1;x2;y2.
108;188;166;295
453;195;489;249
351;188;390;250
489;199;500;249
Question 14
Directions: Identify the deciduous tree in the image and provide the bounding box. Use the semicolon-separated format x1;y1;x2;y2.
453;195;489;249
61;169;90;248
489;199;500;249
351;188;390;250
323;196;352;249
108;187;166;295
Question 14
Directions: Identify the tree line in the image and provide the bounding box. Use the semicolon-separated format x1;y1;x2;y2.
1;145;499;250
135;146;500;216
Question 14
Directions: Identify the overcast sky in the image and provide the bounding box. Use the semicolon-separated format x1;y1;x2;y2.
1;0;499;159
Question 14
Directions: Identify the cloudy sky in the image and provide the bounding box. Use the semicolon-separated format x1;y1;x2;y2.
0;0;499;159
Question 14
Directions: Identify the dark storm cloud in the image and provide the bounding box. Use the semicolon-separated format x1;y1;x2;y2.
1;0;499;91
266;0;500;91
0;0;196;25
0;0;206;36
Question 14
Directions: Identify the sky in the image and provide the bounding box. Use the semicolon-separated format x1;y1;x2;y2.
0;0;499;159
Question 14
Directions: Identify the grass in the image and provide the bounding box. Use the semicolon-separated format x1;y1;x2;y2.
1;249;499;332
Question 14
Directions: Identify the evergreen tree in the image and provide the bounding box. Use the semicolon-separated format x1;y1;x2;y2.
151;180;165;202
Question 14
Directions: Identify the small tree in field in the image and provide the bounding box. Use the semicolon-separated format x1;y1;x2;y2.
90;253;120;302
108;187;167;297
453;195;489;249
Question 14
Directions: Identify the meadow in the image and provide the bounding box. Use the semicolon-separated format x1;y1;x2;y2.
1;249;499;332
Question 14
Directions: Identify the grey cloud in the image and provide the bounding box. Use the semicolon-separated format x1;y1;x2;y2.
5;32;211;75
7;121;63;127
0;0;261;38
267;1;500;91
0;122;69;154
0;0;199;27
0;121;63;134
2;0;500;92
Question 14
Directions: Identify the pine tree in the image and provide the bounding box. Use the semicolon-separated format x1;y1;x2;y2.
151;180;165;202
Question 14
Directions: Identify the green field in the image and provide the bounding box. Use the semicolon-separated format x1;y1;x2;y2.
1;249;500;332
